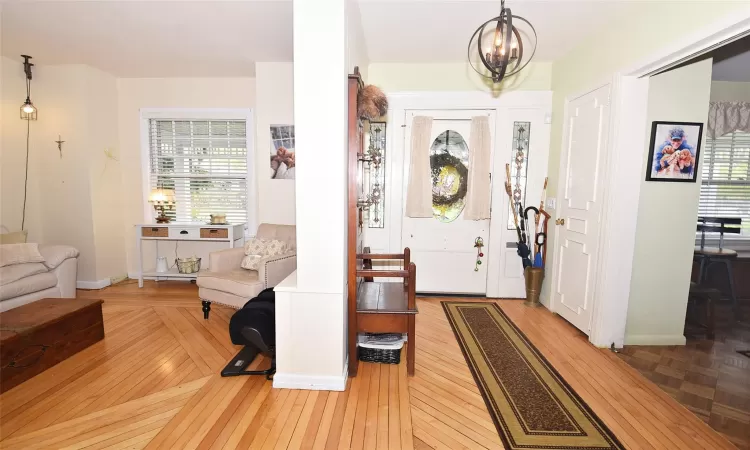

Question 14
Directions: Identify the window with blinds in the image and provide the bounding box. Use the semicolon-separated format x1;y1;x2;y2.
148;119;248;224
699;131;750;238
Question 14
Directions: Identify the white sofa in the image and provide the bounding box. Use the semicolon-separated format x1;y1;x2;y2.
197;224;296;319
0;244;79;313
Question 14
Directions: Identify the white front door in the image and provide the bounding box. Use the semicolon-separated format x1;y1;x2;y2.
552;85;611;334
402;110;493;294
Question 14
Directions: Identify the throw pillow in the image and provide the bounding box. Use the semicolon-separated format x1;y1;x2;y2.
241;238;290;270
0;243;45;267
0;231;28;244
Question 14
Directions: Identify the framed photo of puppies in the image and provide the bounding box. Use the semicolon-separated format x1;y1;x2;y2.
645;121;703;182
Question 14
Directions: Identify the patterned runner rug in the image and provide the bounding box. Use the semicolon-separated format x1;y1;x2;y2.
442;301;624;450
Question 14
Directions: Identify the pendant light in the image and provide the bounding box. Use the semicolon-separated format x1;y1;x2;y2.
468;0;537;84
20;55;37;121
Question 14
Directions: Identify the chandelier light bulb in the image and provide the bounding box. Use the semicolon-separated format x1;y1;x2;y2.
22;102;35;114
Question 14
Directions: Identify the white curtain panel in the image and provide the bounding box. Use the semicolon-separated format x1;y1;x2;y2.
464;116;492;220
707;101;750;139
405;116;434;218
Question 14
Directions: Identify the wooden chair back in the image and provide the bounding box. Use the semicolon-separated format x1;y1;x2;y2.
697;217;741;250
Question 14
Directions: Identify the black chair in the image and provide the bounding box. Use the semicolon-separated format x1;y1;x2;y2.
221;288;276;379
694;217;741;317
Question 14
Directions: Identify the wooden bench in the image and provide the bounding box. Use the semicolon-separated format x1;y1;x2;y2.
356;249;417;375
345;68;418;377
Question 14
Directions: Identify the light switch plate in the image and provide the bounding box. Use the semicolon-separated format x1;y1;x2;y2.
546;197;556;210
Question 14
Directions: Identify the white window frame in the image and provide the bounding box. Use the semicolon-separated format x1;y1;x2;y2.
139;108;257;233
694;131;750;251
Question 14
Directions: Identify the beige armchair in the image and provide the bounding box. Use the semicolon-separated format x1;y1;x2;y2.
197;224;296;319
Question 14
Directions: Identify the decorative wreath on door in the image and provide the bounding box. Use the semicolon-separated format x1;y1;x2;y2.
430;152;468;207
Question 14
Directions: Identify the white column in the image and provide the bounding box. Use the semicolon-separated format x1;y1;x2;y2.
272;0;349;391
293;0;348;293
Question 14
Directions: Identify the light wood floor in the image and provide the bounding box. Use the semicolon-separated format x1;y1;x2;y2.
0;281;736;449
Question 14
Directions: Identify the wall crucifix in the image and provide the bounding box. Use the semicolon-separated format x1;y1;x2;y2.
55;135;65;158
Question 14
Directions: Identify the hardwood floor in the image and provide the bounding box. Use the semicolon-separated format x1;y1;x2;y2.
0;281;737;449
618;317;750;449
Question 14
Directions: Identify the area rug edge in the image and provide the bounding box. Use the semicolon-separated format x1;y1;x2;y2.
441;300;624;450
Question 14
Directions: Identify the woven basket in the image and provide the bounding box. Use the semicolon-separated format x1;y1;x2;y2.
175;257;201;274
358;346;401;364
357;333;404;364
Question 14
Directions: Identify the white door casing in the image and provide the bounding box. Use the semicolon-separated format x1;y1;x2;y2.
552;85;611;334
362;91;553;299
402;110;493;294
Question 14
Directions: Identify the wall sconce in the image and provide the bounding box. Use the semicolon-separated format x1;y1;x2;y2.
20;55;37;121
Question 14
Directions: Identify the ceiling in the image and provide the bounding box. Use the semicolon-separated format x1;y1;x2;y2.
1;1;293;77
357;0;629;63
1;0;629;77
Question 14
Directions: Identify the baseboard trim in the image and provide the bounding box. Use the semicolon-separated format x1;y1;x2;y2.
127;272;196;283
77;279;112;290
273;358;348;391
624;334;686;346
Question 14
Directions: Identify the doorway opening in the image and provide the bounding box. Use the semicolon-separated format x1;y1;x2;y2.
617;35;750;449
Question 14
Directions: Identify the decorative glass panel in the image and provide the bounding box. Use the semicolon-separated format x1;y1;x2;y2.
366;122;386;228
508;122;531;229
430;130;469;223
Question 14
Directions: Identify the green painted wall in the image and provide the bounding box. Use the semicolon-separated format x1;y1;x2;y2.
542;1;749;308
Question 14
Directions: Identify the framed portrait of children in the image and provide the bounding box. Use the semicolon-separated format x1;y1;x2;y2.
645;121;703;182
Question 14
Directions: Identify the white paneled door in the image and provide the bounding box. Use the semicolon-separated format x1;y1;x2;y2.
553;85;611;334
402;110;493;294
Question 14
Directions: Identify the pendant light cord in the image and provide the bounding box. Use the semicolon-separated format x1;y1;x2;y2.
21;118;30;231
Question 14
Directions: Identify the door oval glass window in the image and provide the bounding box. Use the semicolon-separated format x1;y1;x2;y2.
430;130;469;223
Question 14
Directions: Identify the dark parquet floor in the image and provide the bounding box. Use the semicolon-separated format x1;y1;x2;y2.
618;301;750;449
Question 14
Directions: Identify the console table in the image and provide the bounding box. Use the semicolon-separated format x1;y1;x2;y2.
135;223;245;287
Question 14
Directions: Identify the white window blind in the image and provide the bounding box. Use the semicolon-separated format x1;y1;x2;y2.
699;131;750;238
148;119;248;224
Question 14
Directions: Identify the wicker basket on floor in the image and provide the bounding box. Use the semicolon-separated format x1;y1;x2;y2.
357;333;404;364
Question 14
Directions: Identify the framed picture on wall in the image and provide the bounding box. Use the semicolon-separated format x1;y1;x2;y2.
270;124;295;179
645;121;703;182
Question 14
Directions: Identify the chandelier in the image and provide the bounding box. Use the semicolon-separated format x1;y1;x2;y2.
468;0;537;84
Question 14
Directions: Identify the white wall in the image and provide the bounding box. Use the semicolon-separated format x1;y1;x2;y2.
710;81;750;102
3;64;296;281
1;56;42;240
0;57;124;283
624;58;713;345
368;62;551;92
116;77;257;274
87;66;127;282
255;62;295;226
346;0;369;81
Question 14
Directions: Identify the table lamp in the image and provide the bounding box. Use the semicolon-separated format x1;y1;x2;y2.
148;188;175;223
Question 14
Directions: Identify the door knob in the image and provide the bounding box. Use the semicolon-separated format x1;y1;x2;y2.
555;218;565;225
